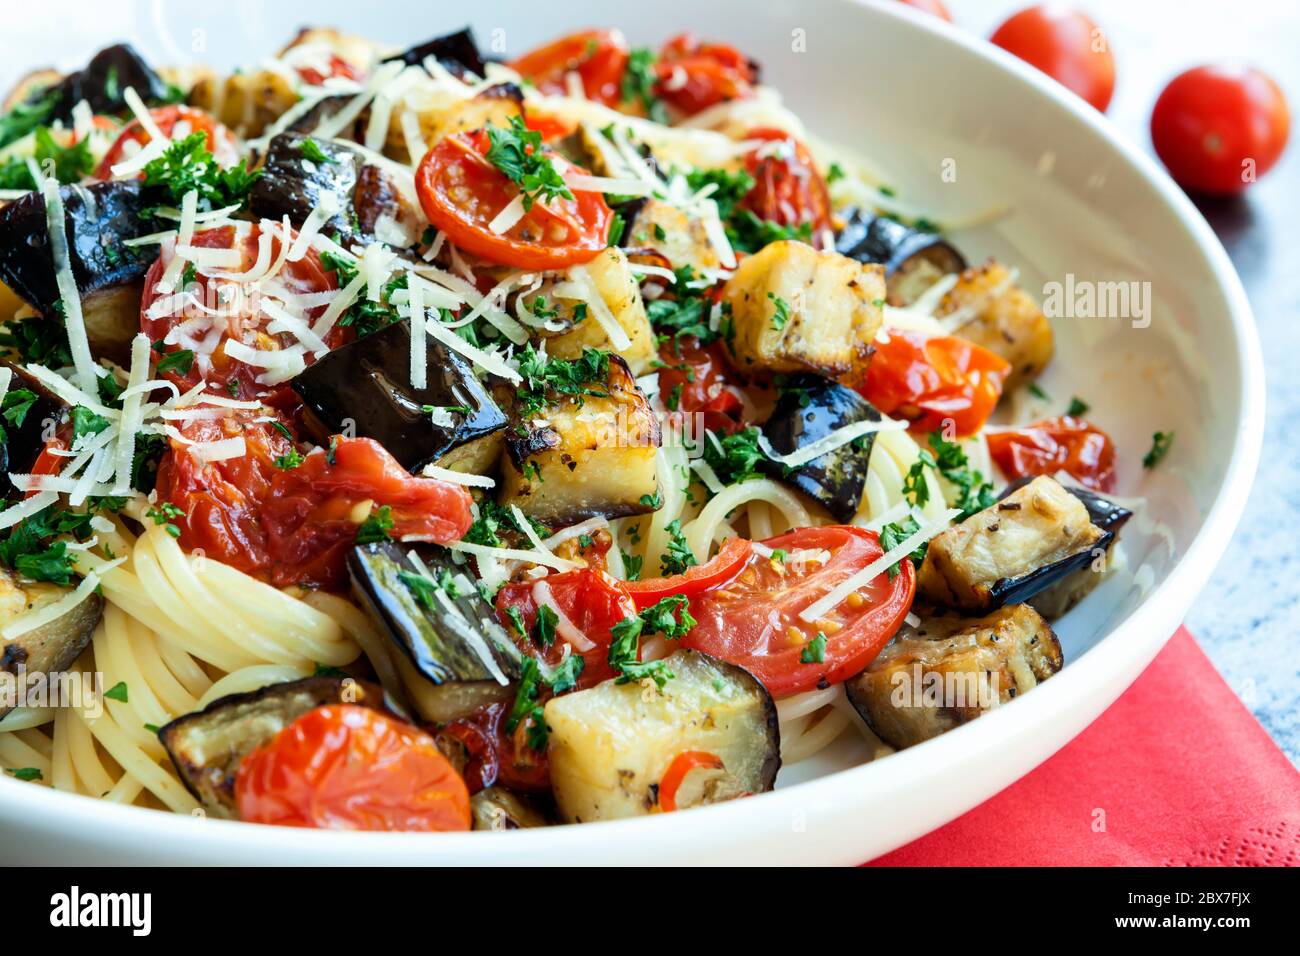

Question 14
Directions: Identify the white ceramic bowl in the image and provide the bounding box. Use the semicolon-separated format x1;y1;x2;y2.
0;0;1263;865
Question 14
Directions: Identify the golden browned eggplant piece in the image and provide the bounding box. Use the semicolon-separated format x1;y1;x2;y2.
622;199;726;275
542;247;656;375
158;676;386;818
0;570;104;719
188;69;302;138
470;787;551;830
721;240;885;384
918;476;1107;613
545;649;779;822
845;604;1062;749
935;259;1054;392
497;353;660;525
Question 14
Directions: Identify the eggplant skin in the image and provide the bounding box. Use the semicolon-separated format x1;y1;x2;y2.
291;318;508;475
846;604;1062;749
918;476;1109;614
382;27;486;78
759;374;880;522
0;572;103;719
36;44;169;123
0;181;154;321
544;649;780;823
158;676;386;818
835;209;966;307
0;362;68;498
996;477;1131;619
348;541;519;723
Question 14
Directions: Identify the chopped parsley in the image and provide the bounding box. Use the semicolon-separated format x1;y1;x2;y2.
272;449;304;471
355;505;395;544
768;292;792;331
4;767;42;782
461;501;548;548
516;345;610;418
621;550;643;581
925;431;996;520
1066;396;1090;417
505;655;585;752
71;405;111;442
800;631;827;664
145;502;183;538
154;348;195;376
702;427;766;486
1027;382;1050;401
104;681;129;703
683;167;755;221
879;515;927;579
0;505;98;583
659;519;697;576
0;89;58;150
141;131;261;212
621;47;667;123
504;605;527;637
298;137;336;164
606;596;692;691
0;316;72;367
530;604;559;647
1;388;38;429
0;126;94;190
1143;431;1174;469
485;115;573;211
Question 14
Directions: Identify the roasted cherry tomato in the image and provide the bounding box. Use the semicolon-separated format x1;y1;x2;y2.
896;0;952;20
624;537;751;609
986;415;1117;493
415;129;613;270
739;128;833;239
860;330;1010;437
94;105;238;179
235;705;471;832
139;223;344;401
495;568;639;689
658;751;725;812
510;29;630;106
296;54;362;87
1150;65;1290;196
655;338;747;433
155;426;473;589
685;526;916;698
523;112;576;141
443;700;551;793
655;33;757;116
990;6;1116;112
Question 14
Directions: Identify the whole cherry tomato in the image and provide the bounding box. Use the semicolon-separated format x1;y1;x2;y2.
1150;64;1290;196
236;705;471;832
510;29;630;106
654;33;757;116
990;6;1116;112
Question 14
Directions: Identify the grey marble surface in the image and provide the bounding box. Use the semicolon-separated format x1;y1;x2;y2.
961;0;1300;763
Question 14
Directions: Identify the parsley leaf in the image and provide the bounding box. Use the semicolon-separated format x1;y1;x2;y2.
879;516;927;579
621;48;667;123
355;505;395;544
104;681;129;703
516;345;610;419
702;427;766;486
1;388;38;429
768;292;791;331
1143;431;1174;469
485;116;573;211
141;131;261;212
298;137;335;164
1066;396;1091;417
800;631;827;664
659;519;697;576
154;348;194;376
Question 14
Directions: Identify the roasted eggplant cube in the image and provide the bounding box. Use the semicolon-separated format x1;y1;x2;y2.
38;43;169;122
918;475;1109;613
471;787;551;830
544;248;656;375
544;649;780;822
158;676;385;818
0;362;68;498
291;319;507;476
349;541;519;723
935;260;1054;391
721;240;885;383
998;478;1132;619
0;572;103;719
382;26;486;78
834;208;966;306
250;133;418;246
622;199;726;275
759;374;880;522
187;68;302;138
497;354;660;525
846;604;1062;749
0;181;154;363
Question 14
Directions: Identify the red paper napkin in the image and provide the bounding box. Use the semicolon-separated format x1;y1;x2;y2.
868;628;1300;866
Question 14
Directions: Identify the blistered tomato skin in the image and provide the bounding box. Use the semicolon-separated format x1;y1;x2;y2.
235;705;471;832
986;416;1118;493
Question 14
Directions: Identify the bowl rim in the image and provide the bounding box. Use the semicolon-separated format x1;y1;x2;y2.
0;0;1266;864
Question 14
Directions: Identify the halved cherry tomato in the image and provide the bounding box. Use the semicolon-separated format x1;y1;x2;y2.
986;416;1117;492
1151;65;1290;196
94;105;237;179
510;29;630;106
296;54;362;87
494;568;638;689
990;6;1116;112
655;33;757;116
624;537;751;609
860;330;1010;437
685;526;916;698
139;223;344;401
896;0;952;20
155;427;473;589
655;338;747;434
739;128;833;238
415;129;613;270
658;751;725;812
523;112;576;142
235;705;471;832
443;701;550;793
